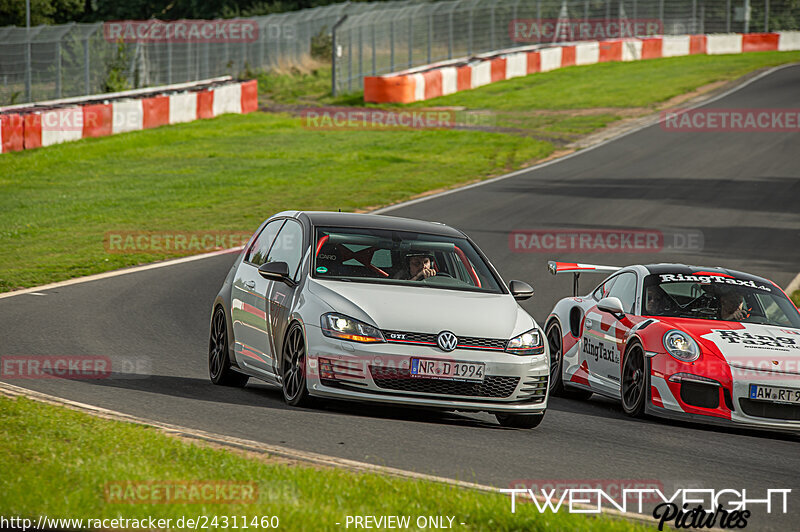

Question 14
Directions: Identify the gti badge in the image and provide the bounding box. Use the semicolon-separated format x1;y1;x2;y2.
437;331;458;352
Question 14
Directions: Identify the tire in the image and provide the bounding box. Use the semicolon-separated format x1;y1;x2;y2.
621;343;648;417
495;412;545;429
281;322;312;407
546;321;592;400
209;307;249;387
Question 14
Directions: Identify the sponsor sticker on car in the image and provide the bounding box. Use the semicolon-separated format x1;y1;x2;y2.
410;358;485;382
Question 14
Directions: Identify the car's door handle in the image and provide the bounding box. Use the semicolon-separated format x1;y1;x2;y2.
245;280;256;290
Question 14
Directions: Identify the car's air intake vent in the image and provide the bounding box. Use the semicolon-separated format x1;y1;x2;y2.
382;330;507;351
739;399;800;421
369;366;519;398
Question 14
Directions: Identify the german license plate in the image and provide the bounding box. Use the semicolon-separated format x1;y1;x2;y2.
410;358;485;382
749;384;800;404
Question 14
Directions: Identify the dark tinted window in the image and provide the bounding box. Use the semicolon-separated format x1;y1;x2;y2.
247;219;284;266
266;220;304;280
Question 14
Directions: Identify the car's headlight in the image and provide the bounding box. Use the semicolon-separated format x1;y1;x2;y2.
506;329;543;355
320;313;385;343
663;330;700;362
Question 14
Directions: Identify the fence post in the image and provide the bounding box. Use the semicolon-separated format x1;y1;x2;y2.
692;0;697;33
726;0;731;32
765;0;769;32
358;24;363;87
167;39;173;84
25;0;32;101
372;21;376;75
331;15;348;97
83;38;90;94
744;0;750;33
390;19;395;71
56;39;62;98
490;3;496;51
408;13;413;68
468;5;473;56
427;8;432;64
448;6;454;59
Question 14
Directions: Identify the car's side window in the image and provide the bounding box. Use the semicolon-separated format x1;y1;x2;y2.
606;272;638;313
266;220;304;280
592;276;617;300
247;220;284;266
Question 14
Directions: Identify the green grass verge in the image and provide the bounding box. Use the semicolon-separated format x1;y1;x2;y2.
791;290;800;308
3;52;800;292
0;113;549;291
410;51;800;110
0;396;649;531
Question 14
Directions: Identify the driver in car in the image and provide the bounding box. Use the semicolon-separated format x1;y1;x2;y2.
644;286;671;315
395;252;437;281
720;290;748;322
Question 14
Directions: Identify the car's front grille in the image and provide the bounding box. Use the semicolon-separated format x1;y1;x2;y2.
382;330;507;351
369;365;520;398
739;399;800;421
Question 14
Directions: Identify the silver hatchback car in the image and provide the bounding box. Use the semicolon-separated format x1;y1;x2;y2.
209;211;549;428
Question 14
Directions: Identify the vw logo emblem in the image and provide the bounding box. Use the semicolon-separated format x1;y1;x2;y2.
437;331;458;352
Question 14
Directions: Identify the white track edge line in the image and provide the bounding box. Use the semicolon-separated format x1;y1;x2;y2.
0;247;243;300
3;63;797;300
373;62;799;215
0;381;660;527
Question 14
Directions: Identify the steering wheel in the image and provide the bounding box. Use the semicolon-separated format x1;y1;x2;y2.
434;272;452;278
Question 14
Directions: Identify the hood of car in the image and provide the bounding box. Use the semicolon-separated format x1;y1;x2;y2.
658;318;800;375
308;278;535;339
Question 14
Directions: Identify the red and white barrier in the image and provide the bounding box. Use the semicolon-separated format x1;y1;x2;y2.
168;92;198;124
0;79;258;154
364;31;800;104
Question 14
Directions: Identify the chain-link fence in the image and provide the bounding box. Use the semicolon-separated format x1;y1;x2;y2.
4;0;800;105
0;1;420;106
333;0;800;94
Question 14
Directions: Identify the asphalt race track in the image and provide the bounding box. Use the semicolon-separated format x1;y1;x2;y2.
3;65;800;530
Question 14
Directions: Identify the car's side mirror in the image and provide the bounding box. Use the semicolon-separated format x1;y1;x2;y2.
509;280;534;301
597;296;625;317
258;261;295;286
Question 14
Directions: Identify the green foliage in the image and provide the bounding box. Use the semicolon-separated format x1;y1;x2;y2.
0;0;83;26
311;26;333;60
103;41;131;93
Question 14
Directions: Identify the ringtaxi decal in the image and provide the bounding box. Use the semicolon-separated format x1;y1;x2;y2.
659;273;772;292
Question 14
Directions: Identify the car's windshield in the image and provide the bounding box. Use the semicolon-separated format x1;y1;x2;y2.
312;226;504;294
642;273;800;328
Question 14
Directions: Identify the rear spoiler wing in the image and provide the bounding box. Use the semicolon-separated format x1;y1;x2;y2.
547;261;621;296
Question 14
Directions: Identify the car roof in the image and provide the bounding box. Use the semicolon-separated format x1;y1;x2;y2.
642;263;772;285
296;211;465;238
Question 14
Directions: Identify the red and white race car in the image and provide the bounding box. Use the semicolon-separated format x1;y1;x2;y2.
544;261;800;431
